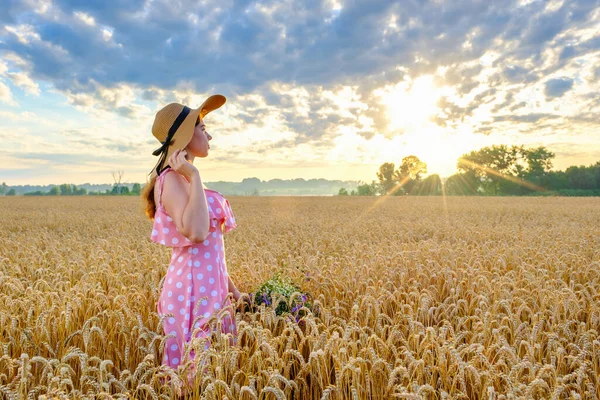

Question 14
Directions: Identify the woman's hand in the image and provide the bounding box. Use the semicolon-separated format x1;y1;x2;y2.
168;149;198;181
233;291;254;312
231;287;242;302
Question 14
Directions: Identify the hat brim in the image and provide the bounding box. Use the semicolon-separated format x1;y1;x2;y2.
199;94;226;119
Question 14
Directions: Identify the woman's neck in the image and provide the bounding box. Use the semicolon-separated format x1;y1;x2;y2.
185;155;208;189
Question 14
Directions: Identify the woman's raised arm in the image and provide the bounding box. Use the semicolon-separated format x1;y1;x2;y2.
161;149;210;242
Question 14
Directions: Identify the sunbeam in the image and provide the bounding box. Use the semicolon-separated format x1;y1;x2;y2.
457;158;547;192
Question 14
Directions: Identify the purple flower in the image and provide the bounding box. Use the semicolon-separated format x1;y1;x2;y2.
262;293;271;305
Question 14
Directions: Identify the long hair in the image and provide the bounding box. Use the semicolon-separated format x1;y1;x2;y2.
142;174;158;220
142;115;201;220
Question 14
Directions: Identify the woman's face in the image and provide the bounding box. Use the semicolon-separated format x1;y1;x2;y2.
186;118;212;158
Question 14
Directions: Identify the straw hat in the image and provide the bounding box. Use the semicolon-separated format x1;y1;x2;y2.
149;94;226;178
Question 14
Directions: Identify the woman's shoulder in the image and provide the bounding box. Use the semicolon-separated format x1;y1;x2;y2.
204;187;224;197
161;169;226;200
161;169;191;191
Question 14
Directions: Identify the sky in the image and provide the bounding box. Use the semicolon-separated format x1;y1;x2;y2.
0;0;599;185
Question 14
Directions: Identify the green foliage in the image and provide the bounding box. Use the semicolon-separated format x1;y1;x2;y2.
131;183;141;195
412;174;442;195
6;188;16;196
59;183;72;195
376;156;427;195
529;189;600;197
374;146;599;196
338;188;349;196
376;162;397;195
444;171;480;195
354;180;381;196
111;185;130;195
24;184;87;196
456;145;555;195
252;272;314;321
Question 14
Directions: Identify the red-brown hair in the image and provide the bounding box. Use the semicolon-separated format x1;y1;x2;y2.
141;174;157;220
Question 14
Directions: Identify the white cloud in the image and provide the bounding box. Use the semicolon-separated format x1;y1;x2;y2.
74;11;96;26
7;72;41;96
0;81;17;105
3;24;41;44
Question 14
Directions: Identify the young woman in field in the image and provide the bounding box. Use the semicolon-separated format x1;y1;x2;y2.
141;95;244;381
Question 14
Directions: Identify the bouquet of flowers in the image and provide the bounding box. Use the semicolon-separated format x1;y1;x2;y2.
248;272;314;322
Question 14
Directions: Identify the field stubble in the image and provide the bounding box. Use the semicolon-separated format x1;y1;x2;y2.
0;196;599;399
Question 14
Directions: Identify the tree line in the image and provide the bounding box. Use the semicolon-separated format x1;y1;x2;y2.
2;145;598;197
338;144;600;196
0;182;142;196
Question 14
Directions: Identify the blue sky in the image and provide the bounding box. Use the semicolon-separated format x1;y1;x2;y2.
1;0;599;185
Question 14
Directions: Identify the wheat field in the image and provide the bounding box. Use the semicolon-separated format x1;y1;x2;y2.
0;196;599;399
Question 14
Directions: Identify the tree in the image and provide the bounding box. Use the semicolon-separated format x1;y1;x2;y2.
458;145;514;195
523;146;554;179
0;182;7;195
565;165;595;190
397;155;427;194
594;161;600;189
131;183;141;196
59;184;72;196
444;171;480;195
112;170;124;194
49;186;60;195
376;162;397;195
545;170;568;191
457;145;556;195
338;188;349;196
413;174;442;195
6;188;16;196
240;177;261;195
356;180;380;196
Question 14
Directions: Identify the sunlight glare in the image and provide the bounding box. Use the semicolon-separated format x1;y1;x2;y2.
375;75;442;132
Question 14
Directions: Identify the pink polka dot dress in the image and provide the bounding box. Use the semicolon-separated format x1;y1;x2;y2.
151;167;238;371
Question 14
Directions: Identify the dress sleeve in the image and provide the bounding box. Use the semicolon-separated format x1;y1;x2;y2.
151;215;194;248
207;195;237;234
222;198;237;233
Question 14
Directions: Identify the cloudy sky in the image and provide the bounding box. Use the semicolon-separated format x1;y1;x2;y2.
1;0;599;185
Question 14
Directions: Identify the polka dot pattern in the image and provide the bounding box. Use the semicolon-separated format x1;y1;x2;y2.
154;167;238;372
151;168;237;249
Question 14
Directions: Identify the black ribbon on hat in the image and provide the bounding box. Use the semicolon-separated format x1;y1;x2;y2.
152;106;191;175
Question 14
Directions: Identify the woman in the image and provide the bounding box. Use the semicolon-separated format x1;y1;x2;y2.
141;95;242;376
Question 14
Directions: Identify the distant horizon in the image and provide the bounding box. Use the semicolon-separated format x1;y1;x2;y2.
4;175;364;187
5;157;600;188
3;151;599;187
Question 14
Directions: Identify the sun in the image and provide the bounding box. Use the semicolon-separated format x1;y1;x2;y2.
374;75;472;177
375;75;442;132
